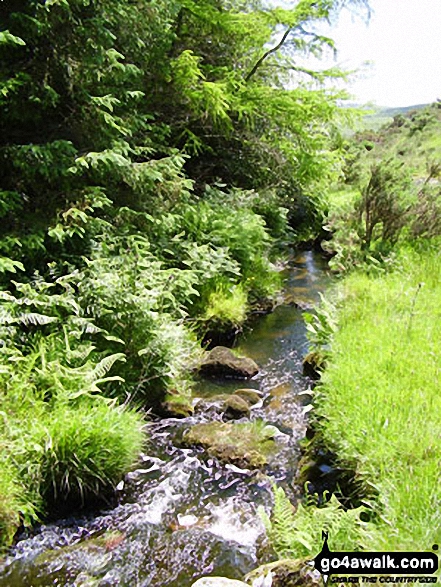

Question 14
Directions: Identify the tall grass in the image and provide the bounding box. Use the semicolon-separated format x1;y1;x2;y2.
0;396;143;547
21;402;143;505
315;245;441;550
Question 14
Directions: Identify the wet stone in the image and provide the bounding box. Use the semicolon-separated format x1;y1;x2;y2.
194;392;259;420
198;346;259;379
233;389;262;406
183;422;275;468
193;397;227;418
224;396;251;419
161;399;194;418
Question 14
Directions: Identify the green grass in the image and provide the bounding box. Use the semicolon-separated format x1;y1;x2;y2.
21;402;144;505
315;245;441;551
0;458;35;547
0;399;143;549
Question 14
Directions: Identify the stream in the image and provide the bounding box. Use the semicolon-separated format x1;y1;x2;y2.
0;251;329;587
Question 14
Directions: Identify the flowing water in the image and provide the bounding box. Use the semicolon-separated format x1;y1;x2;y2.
0;251;329;587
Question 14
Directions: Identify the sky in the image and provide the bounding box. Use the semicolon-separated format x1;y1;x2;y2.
303;0;441;107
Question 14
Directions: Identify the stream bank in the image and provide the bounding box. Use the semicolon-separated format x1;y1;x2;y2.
0;251;330;587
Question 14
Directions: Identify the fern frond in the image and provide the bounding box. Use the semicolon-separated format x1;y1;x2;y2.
265;486;367;560
87;353;126;382
19;313;57;326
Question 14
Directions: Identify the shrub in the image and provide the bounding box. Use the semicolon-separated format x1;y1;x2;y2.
357;159;414;251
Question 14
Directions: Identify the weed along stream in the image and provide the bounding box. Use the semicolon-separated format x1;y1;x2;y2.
0;252;330;587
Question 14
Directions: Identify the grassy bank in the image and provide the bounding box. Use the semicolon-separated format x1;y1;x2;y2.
314;243;441;550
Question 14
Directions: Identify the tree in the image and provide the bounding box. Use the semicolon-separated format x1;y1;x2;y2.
0;0;370;271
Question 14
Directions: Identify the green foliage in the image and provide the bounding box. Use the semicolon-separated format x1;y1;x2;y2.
0;0;371;550
262;486;366;559
203;284;248;330
304;293;338;348
137;190;283;314
0;0;359;272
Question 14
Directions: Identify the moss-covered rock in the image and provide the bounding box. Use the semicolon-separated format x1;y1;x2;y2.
161;399;194;418
193;394;229;418
198;347;259;379
161;388;194;418
194;391;260;420
183;421;275;468
224;395;251;419
233;388;262;406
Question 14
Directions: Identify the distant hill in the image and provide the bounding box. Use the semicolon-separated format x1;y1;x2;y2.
350;102;441;179
377;103;431;117
359;103;433;131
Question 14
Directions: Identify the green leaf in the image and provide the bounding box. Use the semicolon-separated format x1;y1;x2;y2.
0;31;26;46
0;257;25;274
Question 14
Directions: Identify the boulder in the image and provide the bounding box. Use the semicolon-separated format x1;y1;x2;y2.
191;579;249;587
160;390;194;418
199;346;259;379
233;389;262;406
161;400;194;418
224;395;250;419
302;351;326;380
183;421;273;468
193;395;229;417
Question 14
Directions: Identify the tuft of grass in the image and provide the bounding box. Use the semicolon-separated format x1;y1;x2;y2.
19;402;143;506
0;458;36;549
314;246;441;550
